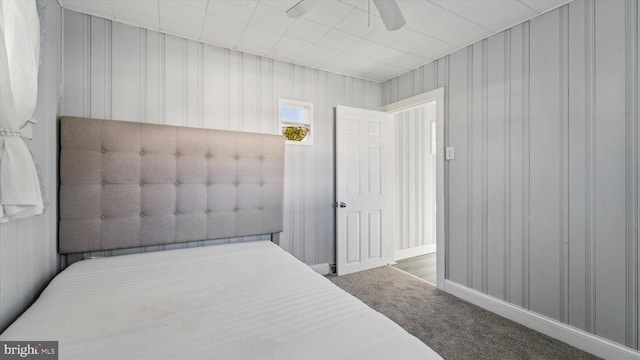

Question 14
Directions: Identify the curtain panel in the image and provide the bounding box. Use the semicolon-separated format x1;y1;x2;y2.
0;0;43;222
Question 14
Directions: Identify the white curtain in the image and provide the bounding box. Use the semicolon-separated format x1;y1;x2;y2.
0;0;43;223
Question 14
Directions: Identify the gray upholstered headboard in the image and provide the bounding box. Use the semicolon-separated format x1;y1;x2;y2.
59;117;284;254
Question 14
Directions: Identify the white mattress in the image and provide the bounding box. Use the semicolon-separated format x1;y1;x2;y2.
1;241;442;360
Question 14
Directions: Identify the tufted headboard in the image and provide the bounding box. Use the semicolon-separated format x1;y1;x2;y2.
59;117;284;254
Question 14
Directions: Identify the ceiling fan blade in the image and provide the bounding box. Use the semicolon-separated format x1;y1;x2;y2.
372;0;406;31
286;0;318;19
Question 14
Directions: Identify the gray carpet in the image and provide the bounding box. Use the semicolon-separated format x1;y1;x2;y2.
328;266;600;360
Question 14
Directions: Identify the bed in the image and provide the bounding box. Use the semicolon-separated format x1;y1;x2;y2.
1;117;442;360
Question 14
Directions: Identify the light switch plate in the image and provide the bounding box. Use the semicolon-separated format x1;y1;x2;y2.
445;146;455;160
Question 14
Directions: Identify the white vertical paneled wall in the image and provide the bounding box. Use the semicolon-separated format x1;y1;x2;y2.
393;103;436;259
0;0;61;332
382;0;640;350
61;10;381;266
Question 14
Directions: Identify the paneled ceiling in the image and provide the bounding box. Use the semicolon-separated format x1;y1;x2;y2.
58;0;571;82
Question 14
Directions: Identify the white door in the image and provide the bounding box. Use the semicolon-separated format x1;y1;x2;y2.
336;106;393;276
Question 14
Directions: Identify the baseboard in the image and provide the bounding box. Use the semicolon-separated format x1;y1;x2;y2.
394;244;436;261
310;263;330;275
444;280;640;360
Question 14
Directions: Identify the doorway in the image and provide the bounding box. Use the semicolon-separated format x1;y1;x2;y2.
390;102;437;284
383;88;445;289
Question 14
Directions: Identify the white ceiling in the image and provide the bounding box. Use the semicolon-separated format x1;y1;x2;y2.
58;0;572;82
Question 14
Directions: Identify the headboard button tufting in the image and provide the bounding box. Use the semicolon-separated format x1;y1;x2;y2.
58;117;284;254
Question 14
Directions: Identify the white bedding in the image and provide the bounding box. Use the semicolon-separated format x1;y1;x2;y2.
1;241;442;359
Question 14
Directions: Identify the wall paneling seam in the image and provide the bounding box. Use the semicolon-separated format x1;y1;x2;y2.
444;55;451;280
238;52;243;129
481;39;489;294
141;29;147;122
104;20;111;120
315;69;320;265
417;108;422;249
434;59;439;89
83;14;89;117
467;45;474;288
585;0;596;334
182;38;187;125
637;0;640;348
504;29;512;302
625;0;639;349
559;5;570;324
637;0;640;347
522;21;531;310
224;48;229;129
159;33;165;124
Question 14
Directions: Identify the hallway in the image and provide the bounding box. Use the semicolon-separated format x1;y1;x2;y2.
393;253;436;284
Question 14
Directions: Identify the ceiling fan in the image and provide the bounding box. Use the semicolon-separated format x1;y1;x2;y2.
286;0;406;31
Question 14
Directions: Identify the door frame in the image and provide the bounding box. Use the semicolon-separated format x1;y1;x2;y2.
382;87;446;290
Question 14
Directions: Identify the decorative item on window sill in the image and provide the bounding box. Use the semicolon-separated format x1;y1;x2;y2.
279;99;313;145
282;125;310;142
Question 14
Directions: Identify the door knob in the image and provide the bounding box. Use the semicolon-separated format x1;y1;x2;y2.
339;202;347;208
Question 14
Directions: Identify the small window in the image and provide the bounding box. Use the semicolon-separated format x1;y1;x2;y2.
280;99;313;145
